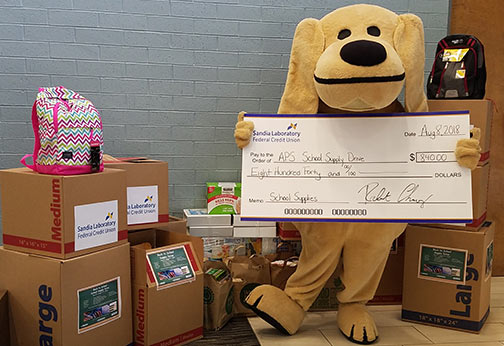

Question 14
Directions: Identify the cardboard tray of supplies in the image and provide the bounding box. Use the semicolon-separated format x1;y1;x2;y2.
184;209;232;227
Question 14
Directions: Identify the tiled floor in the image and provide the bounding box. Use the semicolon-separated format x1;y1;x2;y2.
248;277;504;346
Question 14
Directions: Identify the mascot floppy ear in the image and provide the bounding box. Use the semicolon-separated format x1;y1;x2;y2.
278;18;324;114
394;14;428;112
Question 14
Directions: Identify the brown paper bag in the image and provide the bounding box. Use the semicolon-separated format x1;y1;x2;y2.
265;241;299;262
226;249;271;316
227;253;271;284
203;260;234;330
270;257;299;290
231;278;262;316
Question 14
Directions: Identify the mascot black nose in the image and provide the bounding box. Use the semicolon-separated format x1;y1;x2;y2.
340;40;387;66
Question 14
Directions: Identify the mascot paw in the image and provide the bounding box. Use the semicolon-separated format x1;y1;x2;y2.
337;303;378;345
245;285;306;335
234;111;254;149
455;127;481;170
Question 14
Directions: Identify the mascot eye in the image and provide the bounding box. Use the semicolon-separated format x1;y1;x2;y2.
367;26;381;36
337;29;351;40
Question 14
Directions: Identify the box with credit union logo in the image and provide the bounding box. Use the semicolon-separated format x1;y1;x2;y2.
0;168;127;259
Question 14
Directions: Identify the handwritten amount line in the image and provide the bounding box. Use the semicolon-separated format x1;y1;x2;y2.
359;171;408;174
247;175;433;179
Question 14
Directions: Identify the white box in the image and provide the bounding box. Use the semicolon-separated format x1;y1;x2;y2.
233;226;277;238
232;214;276;227
189;225;234;237
183;209;232;227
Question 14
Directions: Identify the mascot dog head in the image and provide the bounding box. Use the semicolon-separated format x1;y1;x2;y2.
278;4;427;114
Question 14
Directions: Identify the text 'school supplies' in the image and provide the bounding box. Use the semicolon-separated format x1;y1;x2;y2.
0;168;127;259
0;243;132;346
104;158;169;230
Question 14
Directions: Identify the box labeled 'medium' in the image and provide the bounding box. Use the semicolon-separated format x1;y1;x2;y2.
130;225;204;346
0;168;127;259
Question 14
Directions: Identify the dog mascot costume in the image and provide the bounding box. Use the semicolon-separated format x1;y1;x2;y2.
234;4;481;344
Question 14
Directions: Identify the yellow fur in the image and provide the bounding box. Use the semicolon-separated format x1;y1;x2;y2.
235;4;480;344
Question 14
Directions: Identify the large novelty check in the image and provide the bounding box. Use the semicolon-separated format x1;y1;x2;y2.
240;112;473;223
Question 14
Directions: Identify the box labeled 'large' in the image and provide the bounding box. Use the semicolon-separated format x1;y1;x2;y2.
104;158;169;230
0;243;133;345
0;168;127;259
402;222;494;332
131;227;204;346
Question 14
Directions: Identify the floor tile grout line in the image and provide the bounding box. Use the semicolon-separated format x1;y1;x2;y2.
247;317;263;345
411;325;436;344
318;329;334;346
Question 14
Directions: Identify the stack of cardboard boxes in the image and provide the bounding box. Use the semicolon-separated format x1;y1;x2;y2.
0;158;204;346
0;168;133;345
402;100;495;333
104;158;204;346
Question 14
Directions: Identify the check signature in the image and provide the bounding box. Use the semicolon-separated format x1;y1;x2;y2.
358;182;434;208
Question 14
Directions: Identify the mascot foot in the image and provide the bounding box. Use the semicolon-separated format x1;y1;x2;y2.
337;303;378;345
245;285;306;335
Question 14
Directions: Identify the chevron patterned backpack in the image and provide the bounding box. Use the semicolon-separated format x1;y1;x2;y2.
21;86;104;175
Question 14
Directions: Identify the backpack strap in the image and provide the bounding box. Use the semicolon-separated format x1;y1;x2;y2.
20;101;41;171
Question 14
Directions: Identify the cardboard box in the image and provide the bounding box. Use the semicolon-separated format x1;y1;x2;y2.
402;222;494;333
369;235;405;304
0;290;9;346
158;216;187;235
129;217;187;246
427;100;493;165
104;158;169;231
310;236;404;310
232;215;276;227
278;222;301;240
233;226;277;238
184;209;232;227
189;226;234;238
421;163;490;231
309;267;344;311
0;168;127;259
0;243;133;345
131;228;204;346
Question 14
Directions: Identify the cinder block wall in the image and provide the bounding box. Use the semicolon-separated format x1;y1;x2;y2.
0;0;449;225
